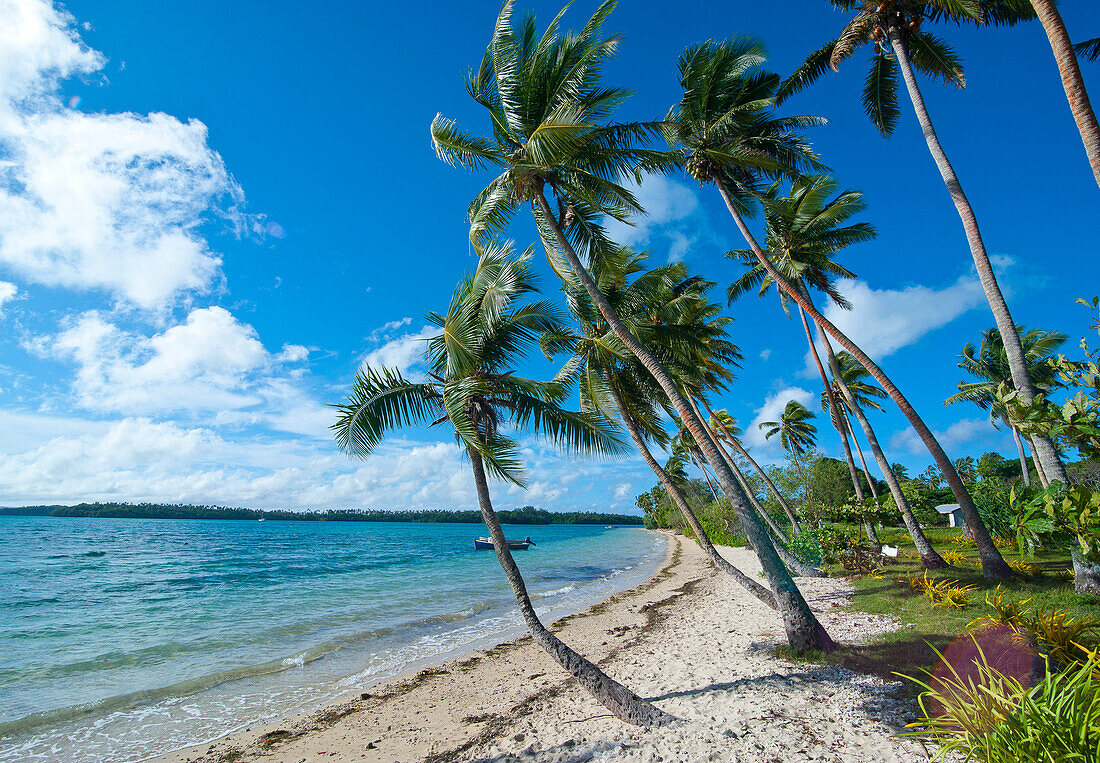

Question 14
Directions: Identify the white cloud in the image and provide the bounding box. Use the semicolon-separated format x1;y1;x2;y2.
361;323;437;379
744;386;815;451
0;0;246;308
0;280;15;313
888;417;1010;457
803;266;1000;375
50;306;267;415
604;173;715;263
612;482;632;500
759;348;771;361
33;306;331;438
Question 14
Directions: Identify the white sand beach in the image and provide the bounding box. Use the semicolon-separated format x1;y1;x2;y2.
159;534;935;763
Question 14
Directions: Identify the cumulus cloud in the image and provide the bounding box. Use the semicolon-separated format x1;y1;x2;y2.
0;0;246;308
604;173;718;263
0;281;16;314
361;320;437;379
744;386;815;451
612;482;632;500
802;263;1010;375
888;417;1011;457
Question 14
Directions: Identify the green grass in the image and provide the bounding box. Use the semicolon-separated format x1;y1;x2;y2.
811;525;1095;696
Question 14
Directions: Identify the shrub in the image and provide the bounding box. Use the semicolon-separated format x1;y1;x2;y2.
970;479;1015;539
940;550;971;566
974;587;1099;667
788;526;824;567
904;641;1100;762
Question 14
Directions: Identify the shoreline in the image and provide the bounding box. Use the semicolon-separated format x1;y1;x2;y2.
153;530;679;763
158;534;930;763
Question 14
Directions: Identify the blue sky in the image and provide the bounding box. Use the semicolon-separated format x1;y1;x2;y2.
0;0;1096;512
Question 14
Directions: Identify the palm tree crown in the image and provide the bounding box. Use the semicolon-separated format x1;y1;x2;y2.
778;0;1033;134
760;400;818;455
727;175;872;311
821;350;888;418
430;0;662;269
663;36;824;216
946;325;1069;419
332;244;623;484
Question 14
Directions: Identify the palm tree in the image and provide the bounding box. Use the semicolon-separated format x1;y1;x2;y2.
946;326;1069;487
710;408;800;529
778;1;1070;490
821;350;888;503
728;176;876;540
665;36;1011;578
331;247;671;727
431;1;833;650
729;176;946;566
547;251;778;607
1027;0;1100;188
760;401;818;511
1077;37;1100;62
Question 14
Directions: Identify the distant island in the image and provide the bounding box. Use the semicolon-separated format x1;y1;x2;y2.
0;502;644;525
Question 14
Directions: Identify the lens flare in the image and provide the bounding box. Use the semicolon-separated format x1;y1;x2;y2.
67;95;81;109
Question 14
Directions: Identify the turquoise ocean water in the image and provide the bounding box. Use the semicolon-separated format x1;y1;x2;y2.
0;516;665;761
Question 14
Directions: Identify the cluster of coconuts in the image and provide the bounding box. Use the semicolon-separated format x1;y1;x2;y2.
687;153;718;183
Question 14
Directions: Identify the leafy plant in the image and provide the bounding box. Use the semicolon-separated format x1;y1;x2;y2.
952;534;977;548
1008;559;1045;578
940;550;971;567
904;641;1100;762
974;587;1099;668
788;525;824;567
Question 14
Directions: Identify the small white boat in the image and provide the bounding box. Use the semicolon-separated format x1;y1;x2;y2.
474;536;534;550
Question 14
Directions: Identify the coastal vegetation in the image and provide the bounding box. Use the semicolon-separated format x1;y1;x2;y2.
330;0;1100;751
0;503;641;525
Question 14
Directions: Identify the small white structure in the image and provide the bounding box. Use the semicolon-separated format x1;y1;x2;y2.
936;503;967;529
881;545;899;559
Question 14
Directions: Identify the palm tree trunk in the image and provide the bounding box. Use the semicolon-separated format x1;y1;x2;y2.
1028;434;1051;488
686;397;792;543
810;312;948;570
704;403;801;530
1029;0;1100;189
844;408;881;504
1011;425;1032;488
798;304;876;544
888;28;1069;487
1071;546;1100;595
693;455;721;502
687;399;824;577
467;448;673;726
712;176;1007;579
605;389;777;608
533;187;833;652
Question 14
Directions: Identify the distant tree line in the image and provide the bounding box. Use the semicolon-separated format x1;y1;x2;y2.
0;502;643;525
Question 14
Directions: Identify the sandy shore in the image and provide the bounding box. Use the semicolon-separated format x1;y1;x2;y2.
158;533;934;763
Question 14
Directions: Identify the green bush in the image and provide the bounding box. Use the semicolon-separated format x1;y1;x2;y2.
970;479;1015;539
788;526;824;567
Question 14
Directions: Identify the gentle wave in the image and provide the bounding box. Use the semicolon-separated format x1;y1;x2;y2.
0;518;665;762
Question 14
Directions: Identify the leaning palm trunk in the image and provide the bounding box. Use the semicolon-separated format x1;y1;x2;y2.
887;28;1069;487
810;314;948;569
1011;426;1032;488
689;399;824;577
703;401;801;529
844;408;881;505
606;389;777;608
1029;0;1100;189
1028;434;1051;488
711;178;990;574
534;188;833;652
468;449;673;726
798;304;877;546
